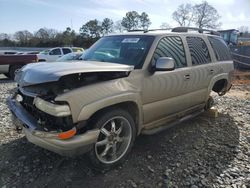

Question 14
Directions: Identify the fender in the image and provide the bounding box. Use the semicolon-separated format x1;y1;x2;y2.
77;92;143;132
206;73;229;99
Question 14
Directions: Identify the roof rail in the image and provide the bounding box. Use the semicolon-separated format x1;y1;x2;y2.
128;29;147;33
128;28;172;33
172;27;220;36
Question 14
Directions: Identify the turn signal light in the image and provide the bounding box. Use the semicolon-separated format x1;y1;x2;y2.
58;128;76;140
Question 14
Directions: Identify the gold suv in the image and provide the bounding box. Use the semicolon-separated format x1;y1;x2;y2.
8;27;233;169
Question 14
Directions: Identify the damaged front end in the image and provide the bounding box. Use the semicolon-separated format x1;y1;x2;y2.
8;61;133;156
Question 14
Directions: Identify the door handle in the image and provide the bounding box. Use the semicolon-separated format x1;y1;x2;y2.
209;69;214;74
184;74;190;80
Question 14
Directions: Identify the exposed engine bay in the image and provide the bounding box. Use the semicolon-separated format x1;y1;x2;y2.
17;71;130;132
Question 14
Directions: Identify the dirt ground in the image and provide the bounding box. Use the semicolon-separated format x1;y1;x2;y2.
0;71;249;188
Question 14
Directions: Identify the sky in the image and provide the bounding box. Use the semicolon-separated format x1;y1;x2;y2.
0;0;250;34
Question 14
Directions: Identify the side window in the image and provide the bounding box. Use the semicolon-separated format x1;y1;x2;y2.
208;36;232;61
152;36;187;68
49;48;61;55
186;37;211;65
62;48;72;54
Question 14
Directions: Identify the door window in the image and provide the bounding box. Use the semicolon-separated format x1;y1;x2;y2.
208;36;232;61
186;37;211;65
152;36;187;68
49;48;61;55
62;48;72;54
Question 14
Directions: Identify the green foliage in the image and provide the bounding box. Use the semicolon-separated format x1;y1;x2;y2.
121;11;151;31
140;12;151;30
0;11;151;48
121;11;140;31
80;19;102;38
102;18;114;35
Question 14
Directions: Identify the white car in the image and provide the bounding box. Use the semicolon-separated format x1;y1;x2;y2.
37;47;84;62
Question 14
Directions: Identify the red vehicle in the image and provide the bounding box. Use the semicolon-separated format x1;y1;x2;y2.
0;54;38;79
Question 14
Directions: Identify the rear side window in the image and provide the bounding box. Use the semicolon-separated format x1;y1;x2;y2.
62;48;72;54
187;37;211;65
152;36;187;68
208;37;232;61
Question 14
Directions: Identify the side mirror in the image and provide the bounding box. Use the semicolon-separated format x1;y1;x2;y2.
155;57;175;71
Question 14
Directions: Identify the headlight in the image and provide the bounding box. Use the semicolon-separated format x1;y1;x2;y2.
34;97;71;117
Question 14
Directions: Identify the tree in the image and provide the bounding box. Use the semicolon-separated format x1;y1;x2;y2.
238;26;249;34
35;28;57;40
56;27;76;46
101;18;114;35
192;1;221;29
80;19;102;38
172;3;193;26
114;20;125;33
121;11;140;31
160;22;171;29
140;12;151;30
0;33;10;40
14;30;33;45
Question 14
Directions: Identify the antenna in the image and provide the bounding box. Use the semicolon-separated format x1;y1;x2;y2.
70;19;73;29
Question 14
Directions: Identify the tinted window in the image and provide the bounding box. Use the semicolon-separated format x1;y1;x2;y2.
208;37;232;61
187;37;211;65
62;48;72;54
50;48;61;55
83;35;155;69
152;36;187;68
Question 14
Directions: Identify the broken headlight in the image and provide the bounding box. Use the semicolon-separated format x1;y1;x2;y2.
34;97;71;117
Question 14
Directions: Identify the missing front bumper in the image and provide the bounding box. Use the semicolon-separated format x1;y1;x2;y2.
7;97;100;156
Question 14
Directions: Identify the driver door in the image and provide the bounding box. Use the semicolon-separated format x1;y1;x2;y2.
142;36;193;124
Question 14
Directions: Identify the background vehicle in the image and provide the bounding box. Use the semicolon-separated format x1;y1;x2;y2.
56;52;84;62
8;27;233;169
218;29;250;69
37;47;84;62
0;54;38;79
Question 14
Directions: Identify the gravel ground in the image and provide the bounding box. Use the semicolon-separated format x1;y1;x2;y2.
0;75;249;188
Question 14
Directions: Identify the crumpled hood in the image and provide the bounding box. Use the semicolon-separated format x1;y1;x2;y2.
16;61;134;86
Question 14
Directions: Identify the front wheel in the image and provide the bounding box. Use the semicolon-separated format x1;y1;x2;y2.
88;108;136;170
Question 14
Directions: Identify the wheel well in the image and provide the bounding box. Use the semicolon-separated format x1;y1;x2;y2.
212;79;228;92
38;59;46;62
88;102;140;133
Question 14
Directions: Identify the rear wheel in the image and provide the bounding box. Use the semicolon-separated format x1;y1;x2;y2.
3;73;10;78
205;96;214;111
88;108;136;170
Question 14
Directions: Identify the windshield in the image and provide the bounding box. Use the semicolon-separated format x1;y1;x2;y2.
82;35;155;69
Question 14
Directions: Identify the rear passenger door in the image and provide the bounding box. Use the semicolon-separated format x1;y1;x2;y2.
185;36;213;105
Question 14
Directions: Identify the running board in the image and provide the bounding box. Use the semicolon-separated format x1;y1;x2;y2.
141;110;204;135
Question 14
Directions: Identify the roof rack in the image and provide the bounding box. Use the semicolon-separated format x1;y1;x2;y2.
128;28;172;33
171;27;220;36
128;29;147;33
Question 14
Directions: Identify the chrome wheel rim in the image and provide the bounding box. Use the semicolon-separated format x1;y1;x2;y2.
95;116;132;164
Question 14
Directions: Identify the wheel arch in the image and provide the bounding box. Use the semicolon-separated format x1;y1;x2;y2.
77;95;143;135
207;73;230;98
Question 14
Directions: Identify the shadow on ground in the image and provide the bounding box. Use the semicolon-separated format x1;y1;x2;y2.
0;76;14;84
0;113;239;187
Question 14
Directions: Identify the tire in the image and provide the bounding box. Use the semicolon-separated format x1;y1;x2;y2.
88;108;136;170
3;73;10;78
9;65;22;80
204;96;214;111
